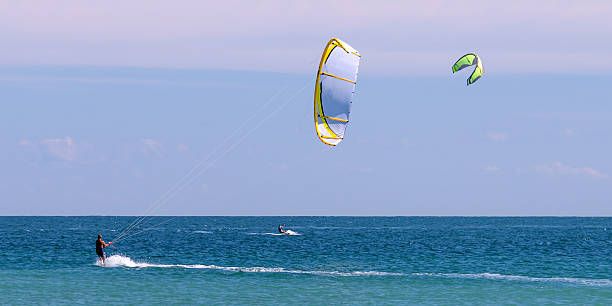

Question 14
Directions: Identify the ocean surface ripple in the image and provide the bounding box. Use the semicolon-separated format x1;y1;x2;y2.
1;217;611;304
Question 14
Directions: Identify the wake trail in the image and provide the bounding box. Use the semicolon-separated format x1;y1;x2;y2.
95;255;398;276
95;256;612;287
413;272;612;287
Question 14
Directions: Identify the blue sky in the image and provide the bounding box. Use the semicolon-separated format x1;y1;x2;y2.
1;1;611;215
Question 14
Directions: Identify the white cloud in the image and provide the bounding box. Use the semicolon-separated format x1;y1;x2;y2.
17;136;96;163
177;144;189;152
535;162;608;179
487;132;507;141
17;140;31;146
562;128;576;136
485;166;500;172
42;136;77;161
357;167;374;174
139;138;163;157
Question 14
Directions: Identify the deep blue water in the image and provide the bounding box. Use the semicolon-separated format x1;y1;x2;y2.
1;217;610;304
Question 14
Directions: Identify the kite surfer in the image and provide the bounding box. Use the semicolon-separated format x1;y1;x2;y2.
96;234;111;263
278;224;286;234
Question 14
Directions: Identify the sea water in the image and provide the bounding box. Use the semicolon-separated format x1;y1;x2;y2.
0;217;610;304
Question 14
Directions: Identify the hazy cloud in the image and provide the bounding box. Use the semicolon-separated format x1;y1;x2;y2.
1;1;611;74
562;128;576;136
42;136;77;161
487;132;507;141
177;144;189;152
18;136;95;163
485;166;500;172
357;168;374;174
535;162;608;179
139;138;163;157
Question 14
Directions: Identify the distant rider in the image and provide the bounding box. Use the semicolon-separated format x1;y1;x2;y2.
278;224;286;234
96;234;111;263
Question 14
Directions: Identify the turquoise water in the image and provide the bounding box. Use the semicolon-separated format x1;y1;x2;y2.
1;217;610;304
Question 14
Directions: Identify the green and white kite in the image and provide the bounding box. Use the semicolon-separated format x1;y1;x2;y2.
452;53;483;86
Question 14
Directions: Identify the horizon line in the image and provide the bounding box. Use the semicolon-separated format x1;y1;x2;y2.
1;215;610;218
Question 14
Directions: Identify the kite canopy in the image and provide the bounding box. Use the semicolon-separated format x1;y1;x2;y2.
452;53;483;85
314;38;361;146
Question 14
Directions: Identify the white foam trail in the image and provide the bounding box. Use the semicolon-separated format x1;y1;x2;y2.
192;230;212;234
413;272;612;287
96;256;610;286
95;255;399;276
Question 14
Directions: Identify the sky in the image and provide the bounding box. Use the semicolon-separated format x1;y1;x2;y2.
1;1;611;216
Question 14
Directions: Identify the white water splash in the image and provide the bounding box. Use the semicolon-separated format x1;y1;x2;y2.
248;230;301;236
95;255;398;276
413;272;612;287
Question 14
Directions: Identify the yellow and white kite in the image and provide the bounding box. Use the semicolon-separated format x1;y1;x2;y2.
314;38;361;146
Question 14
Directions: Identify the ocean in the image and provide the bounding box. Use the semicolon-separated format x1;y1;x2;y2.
1;217;610;304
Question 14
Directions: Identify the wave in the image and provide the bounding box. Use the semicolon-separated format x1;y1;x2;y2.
192;230;212;234
95;255;398;276
412;272;612;287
